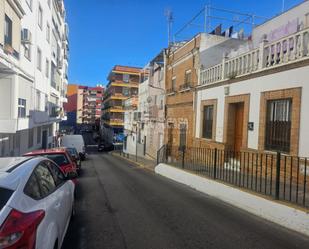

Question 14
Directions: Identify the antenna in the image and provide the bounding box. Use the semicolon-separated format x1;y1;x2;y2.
164;8;173;46
282;0;285;13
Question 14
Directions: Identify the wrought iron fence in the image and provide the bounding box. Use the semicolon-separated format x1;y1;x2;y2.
157;146;309;209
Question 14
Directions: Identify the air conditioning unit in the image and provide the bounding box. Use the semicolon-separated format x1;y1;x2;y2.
21;29;32;44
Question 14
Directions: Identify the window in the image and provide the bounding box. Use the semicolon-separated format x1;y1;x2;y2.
185;70;192;85
123;87;130;96
51;62;56;88
38;5;43;29
36;91;41;110
46;161;65;187
46;23;50;42
179;123;187;150
37;126;41;144
159;68;163;81
123;74;130;83
45;95;48;112
265;99;292;152
24;173;41;199
49;124;53;136
24;44;31;61
37;47;42;71
42;154;69;167
202;105;214;139
28;128;34;148
45;59;50;78
18;98;26;118
4;15;12;46
35;164;56;197
172;77;176;91
26;0;33;10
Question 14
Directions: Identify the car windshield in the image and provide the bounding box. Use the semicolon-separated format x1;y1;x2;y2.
67;148;77;156
0;187;13;211
42;154;69;167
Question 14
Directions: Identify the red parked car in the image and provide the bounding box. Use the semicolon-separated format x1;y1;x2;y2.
23;148;78;184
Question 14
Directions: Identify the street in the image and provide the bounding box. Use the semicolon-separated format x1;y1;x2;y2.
62;152;309;249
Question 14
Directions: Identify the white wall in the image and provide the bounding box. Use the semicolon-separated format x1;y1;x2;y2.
124;133;136;155
196;65;309;157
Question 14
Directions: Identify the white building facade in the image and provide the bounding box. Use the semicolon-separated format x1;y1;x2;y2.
0;0;69;156
124;51;166;159
196;1;309;157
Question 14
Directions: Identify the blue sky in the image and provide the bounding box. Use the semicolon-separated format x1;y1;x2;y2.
65;0;302;86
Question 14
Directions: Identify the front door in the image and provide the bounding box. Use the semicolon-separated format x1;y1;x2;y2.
234;103;244;152
42;130;48;149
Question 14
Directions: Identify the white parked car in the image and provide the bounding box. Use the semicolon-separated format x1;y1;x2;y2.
0;157;75;249
62;135;86;160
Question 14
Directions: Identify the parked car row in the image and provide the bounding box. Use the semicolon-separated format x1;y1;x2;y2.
0;135;88;249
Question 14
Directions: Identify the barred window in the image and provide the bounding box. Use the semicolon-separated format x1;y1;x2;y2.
172;77;176;91
179;123;187;150
265;99;292;153
202;105;214;139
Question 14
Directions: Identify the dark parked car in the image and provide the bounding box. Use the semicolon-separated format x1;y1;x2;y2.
98;143;105;152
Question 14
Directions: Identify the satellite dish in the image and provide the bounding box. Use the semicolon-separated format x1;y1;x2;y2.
147;96;152;103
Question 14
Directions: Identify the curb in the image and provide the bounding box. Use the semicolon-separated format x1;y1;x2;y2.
111;152;155;172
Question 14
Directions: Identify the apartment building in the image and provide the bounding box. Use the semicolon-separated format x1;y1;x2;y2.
0;0;69;156
195;0;309;158
123;96;138;155
101;65;143;146
63;84;104;129
77;85;103;126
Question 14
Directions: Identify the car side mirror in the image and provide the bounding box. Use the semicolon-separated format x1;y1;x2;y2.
65;171;78;180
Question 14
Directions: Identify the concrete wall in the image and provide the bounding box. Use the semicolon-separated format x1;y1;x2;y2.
196;65;309;157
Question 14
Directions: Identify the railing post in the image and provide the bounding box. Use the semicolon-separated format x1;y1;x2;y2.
157;149;160;165
182;147;185;169
221;55;227;80
258;39;267;70
275;151;281;200
213;148;218;179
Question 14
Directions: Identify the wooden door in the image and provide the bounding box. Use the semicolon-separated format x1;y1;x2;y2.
234;103;244;152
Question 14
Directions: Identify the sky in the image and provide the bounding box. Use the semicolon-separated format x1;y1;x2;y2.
65;0;303;87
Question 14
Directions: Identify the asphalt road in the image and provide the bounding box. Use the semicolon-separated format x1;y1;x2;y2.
62;152;309;249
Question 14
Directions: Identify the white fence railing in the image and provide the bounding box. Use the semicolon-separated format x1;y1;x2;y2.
200;27;309;86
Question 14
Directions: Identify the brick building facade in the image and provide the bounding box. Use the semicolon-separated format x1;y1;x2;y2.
164;36;201;149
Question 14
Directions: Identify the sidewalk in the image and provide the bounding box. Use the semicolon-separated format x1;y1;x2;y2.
156;163;309;237
111;151;156;171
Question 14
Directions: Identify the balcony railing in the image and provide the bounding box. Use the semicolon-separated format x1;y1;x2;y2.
200;27;309;86
166;88;176;95
179;82;192;92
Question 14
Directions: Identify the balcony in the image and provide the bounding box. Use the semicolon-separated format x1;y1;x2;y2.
200;27;309;86
106;119;124;127
179;82;192;93
166;88;176;96
110;80;139;88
